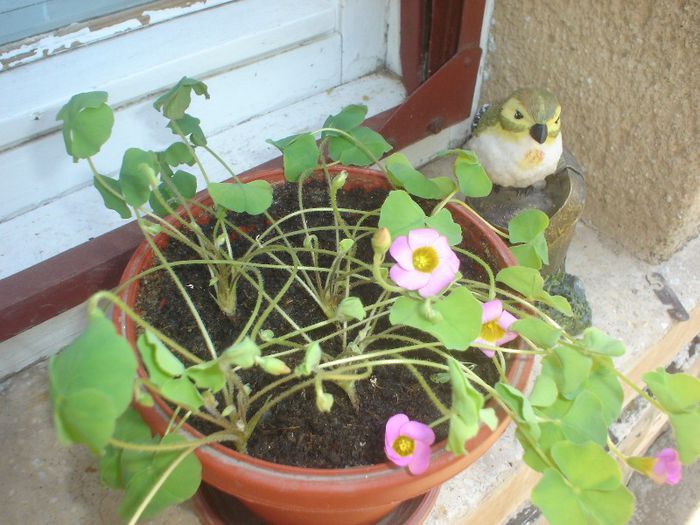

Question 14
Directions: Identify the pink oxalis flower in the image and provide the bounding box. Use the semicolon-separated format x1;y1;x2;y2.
627;448;682;485
384;413;435;475
473;299;518;357
389;228;460;298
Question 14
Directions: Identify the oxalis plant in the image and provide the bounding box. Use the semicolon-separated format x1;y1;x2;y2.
50;77;699;525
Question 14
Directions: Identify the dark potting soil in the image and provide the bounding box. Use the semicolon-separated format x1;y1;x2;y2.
136;177;501;468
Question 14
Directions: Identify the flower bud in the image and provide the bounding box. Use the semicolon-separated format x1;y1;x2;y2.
256;356;291;376
331;170;348;191
372;227;392;256
316;390;334;412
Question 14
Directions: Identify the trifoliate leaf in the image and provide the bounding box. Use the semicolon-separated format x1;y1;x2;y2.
57;389;117;455
322;104;367;136
584;359;623;426
119;148;158;207
643;369;700;413
389;288;482;350
495;382;540;439
137;333;171;387
99;408;153;489
57;91;114;161
185;361;226;392
643;368;700;463
162;142;195;167
385;153;454;199
94;175;131;219
508;209;549;244
150;170;198;217
378;190;426;239
49;313;137;454
529;374;558;407
582;327;625;357
511;318;562;348
153;77;209;120
510;243;543;269
560;391;608;445
543;345;592;398
327;126;391;166
425;208;462;245
160;377;203;410
532;442;634;525
118;434;201;521
496;266;571;316
281;133;319;182
208;180;273;215
496;266;545;298
167;114;207;146
454;156;492;197
153;341;185;377
669;411;700;464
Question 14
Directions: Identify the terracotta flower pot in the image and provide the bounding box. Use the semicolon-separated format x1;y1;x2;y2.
114;167;532;525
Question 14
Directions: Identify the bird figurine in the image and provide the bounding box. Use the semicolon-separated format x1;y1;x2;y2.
466;88;562;188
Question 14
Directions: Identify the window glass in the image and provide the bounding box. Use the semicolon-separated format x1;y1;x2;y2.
1;0;154;46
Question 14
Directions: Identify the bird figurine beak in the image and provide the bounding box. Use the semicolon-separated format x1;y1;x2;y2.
529;123;548;144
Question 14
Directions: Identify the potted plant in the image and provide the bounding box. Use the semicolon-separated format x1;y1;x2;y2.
50;78;700;525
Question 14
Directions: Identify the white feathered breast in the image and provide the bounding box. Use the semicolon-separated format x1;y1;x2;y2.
467;131;563;188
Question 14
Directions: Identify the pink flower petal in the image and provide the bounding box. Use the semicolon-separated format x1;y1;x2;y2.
417;263;456;297
432;235;453;259
471;339;495;358
493;331;519;347
400;421;436;445
498;310;518;331
407;228;440;251
389;236;414;269
390;265;431;291
653;448;682;485
385;413;409;445
481;300;503;323
447;251;461;273
407;441;432;475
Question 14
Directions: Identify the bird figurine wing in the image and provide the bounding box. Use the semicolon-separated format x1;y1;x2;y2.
466;88;563;188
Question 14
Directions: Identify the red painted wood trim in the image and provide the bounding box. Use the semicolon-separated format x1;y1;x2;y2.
378;47;481;149
458;0;487;50
0;110;395;342
381;0;485;149
399;0;428;95
426;0;463;77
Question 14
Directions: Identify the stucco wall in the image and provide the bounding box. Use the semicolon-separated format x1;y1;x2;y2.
479;0;699;262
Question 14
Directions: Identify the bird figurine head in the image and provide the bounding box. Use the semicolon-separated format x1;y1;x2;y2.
466;88;563;188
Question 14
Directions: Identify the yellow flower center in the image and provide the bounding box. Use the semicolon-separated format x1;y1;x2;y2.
412;247;439;273
480;320;506;342
392;436;415;457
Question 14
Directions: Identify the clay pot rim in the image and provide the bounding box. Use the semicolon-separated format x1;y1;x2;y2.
114;165;531;483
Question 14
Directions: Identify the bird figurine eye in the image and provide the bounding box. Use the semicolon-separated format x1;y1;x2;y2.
514;110;524;120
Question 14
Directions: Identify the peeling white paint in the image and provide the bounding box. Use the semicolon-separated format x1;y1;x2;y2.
0;20;143;70
0;0;231;71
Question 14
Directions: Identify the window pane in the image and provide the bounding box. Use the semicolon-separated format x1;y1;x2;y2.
0;0;154;46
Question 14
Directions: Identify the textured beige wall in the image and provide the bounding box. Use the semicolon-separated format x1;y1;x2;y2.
480;0;700;262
